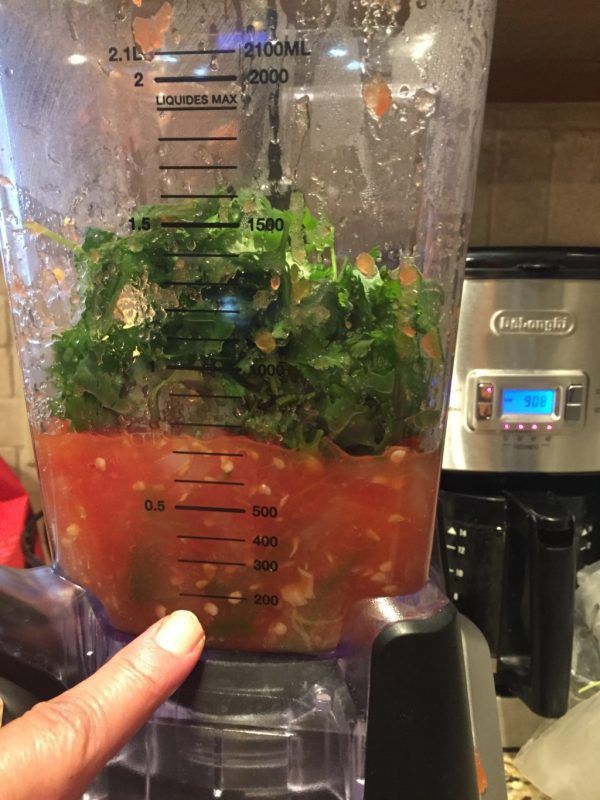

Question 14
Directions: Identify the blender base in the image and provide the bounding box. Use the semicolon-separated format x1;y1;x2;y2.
0;569;504;799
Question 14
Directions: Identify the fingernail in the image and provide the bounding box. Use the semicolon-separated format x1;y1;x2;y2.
154;610;205;657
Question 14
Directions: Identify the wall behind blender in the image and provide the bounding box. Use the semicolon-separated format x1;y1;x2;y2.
470;102;600;246
2;101;600;511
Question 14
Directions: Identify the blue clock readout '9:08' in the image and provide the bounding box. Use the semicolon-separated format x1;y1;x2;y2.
501;388;556;416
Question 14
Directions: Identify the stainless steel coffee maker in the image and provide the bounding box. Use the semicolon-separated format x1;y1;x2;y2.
441;247;600;744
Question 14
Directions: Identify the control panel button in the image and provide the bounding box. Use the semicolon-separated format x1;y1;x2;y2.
565;404;583;422
477;402;493;420
478;383;494;401
567;384;584;404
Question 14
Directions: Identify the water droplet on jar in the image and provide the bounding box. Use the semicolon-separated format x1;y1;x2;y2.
0;175;13;188
3;67;14;78
399;84;410;96
415;88;437;116
416;0;427;7
210;55;219;72
294;94;311;134
172;29;181;46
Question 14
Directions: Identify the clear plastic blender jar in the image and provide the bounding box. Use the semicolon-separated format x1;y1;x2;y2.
0;0;494;654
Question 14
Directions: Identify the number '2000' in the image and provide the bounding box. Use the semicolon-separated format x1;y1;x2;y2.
248;68;289;85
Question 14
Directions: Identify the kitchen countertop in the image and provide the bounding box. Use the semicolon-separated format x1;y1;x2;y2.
505;754;550;800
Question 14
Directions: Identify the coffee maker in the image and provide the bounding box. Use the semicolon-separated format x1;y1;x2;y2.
0;1;502;796
441;247;600;741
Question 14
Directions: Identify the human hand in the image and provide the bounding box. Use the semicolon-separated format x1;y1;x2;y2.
0;610;205;800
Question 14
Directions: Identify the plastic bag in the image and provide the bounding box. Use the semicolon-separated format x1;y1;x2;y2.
515;689;600;800
516;561;600;798
571;562;600;702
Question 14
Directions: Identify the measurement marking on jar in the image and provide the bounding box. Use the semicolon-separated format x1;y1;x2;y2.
178;558;246;567
156;49;237;56
161;221;241;230
169;368;232;376
178;535;246;543
172;450;245;457
161;194;238;200
175;506;246;514
156;106;238;112
166;338;238;344
162;252;240;258
243;40;311;58
175;478;245;486
162;282;234;287
169;371;231;378
154;75;238;85
179;593;249;601
159;165;238;171
170;421;243;429
158;137;238;143
175;504;246;514
169;392;242;399
165;308;240;314
168;354;236;361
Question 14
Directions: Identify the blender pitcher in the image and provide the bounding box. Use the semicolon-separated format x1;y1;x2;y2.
0;1;498;798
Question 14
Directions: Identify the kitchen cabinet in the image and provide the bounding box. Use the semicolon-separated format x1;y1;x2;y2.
488;0;600;102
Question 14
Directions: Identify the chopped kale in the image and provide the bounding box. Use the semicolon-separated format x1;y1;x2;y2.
45;190;443;455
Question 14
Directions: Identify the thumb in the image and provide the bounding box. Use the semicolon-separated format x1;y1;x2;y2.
0;610;205;800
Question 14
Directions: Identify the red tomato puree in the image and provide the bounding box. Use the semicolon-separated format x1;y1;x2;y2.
35;429;440;653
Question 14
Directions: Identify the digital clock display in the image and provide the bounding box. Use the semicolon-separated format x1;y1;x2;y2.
502;388;556;416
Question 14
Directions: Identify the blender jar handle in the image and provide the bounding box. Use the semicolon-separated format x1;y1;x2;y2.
363;603;480;800
500;492;576;718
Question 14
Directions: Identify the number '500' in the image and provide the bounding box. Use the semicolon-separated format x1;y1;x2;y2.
252;505;278;518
